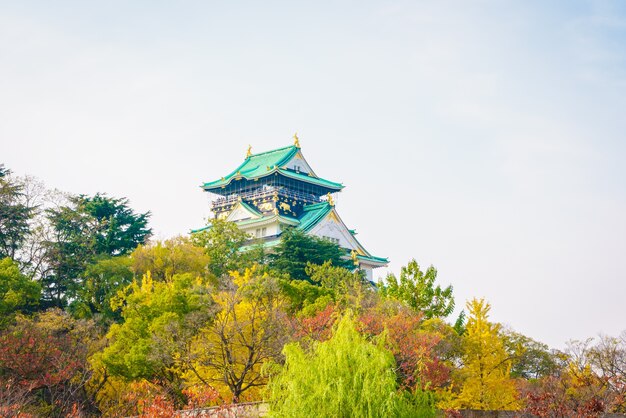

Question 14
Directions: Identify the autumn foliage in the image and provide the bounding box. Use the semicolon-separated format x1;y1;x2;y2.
0;170;624;416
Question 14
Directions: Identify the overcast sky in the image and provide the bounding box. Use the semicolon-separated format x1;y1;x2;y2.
1;0;625;349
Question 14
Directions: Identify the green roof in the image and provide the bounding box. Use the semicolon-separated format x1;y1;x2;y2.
357;254;389;265
190;225;210;233
201;145;343;192
297;202;333;232
277;169;343;190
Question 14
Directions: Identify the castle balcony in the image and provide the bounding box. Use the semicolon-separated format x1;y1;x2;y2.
211;186;320;211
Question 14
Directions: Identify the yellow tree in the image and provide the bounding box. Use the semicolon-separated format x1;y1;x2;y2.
444;298;520;410
189;267;291;402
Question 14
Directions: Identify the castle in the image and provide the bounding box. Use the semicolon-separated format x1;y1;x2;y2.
197;135;387;281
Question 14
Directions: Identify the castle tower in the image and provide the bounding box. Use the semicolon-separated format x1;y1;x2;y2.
197;136;388;281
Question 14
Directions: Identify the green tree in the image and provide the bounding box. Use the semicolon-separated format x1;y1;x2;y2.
269;228;353;282
41;203;95;307
69;256;133;321
80;194;151;256
267;313;435;417
42;193;151;308
441;298;520;410
380;259;454;319
306;261;372;311
501;328;559;380
99;272;213;405
191;218;258;278
0;166;34;260
0;257;41;325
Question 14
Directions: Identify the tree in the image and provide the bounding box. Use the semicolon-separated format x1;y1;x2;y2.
190;267;291;402
69;256;133;321
0;257;41;325
269;228;353;282
360;306;448;391
267;313;435;417
306;261;373;311
41;193;151;308
0;309;100;416
524;334;626;415
441;298;520;410
131;236;210;282
419;318;465;381
588;332;626;412
523;374;607;417
191;218;259;278
80;193;151;256
0;165;34;260
100;272;213;405
501;328;559;380
8;175;69;282
379;259;454;319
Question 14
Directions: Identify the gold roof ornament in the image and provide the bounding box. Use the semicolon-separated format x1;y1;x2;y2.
293;133;300;148
326;192;334;206
351;250;359;266
246;145;252;158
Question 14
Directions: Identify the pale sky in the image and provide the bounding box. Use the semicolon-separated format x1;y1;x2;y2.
1;1;625;349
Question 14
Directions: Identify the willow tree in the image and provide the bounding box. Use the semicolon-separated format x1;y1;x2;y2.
267;313;435;417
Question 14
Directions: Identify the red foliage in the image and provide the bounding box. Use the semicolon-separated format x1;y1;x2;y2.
182;386;222;409
523;375;608;418
0;326;81;391
122;381;223;418
137;395;177;418
359;309;449;390
0;313;92;416
294;304;336;342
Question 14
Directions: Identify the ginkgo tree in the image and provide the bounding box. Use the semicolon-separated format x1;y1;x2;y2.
441;298;520;410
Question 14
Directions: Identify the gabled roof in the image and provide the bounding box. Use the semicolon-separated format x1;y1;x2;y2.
201;145;343;192
297;202;388;265
225;200;263;222
297;201;334;232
